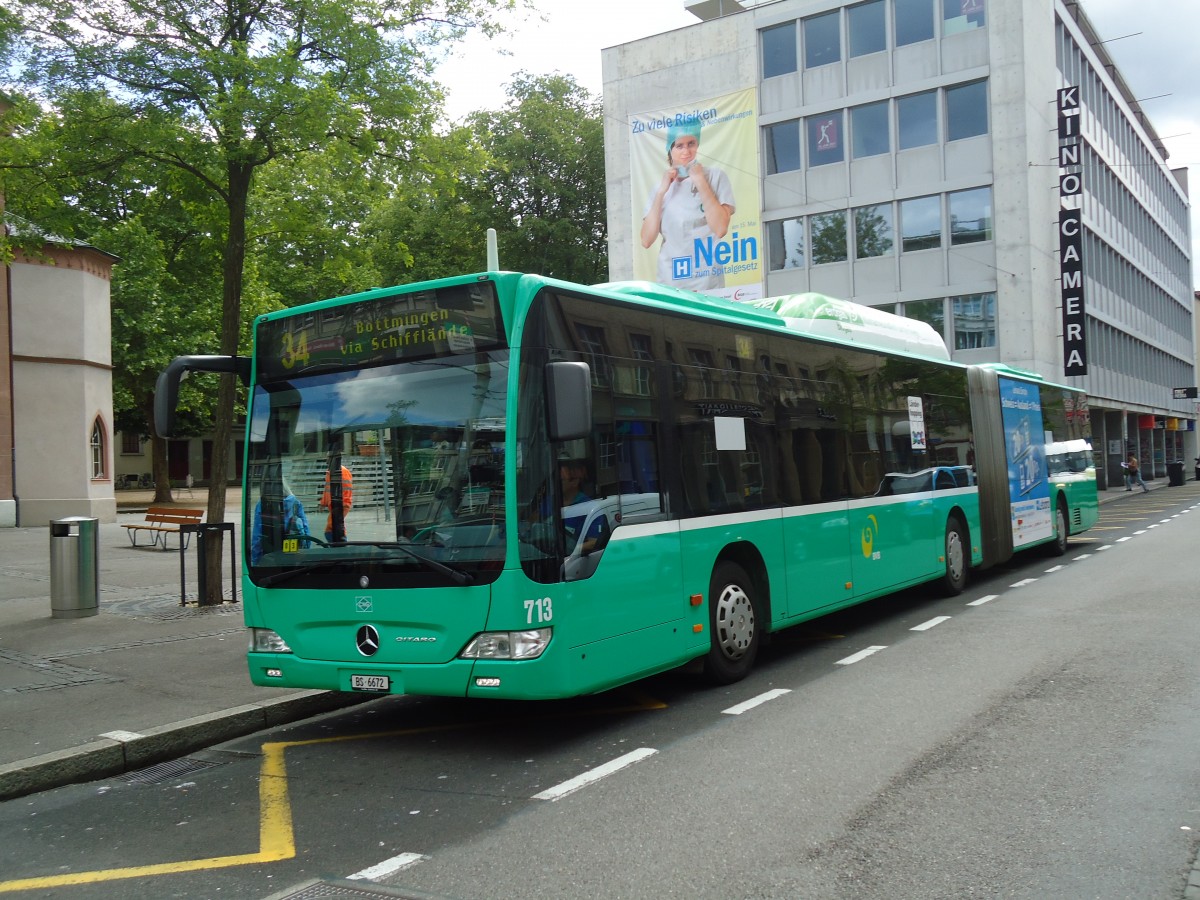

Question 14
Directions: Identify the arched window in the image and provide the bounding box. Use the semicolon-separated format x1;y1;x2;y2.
91;418;107;479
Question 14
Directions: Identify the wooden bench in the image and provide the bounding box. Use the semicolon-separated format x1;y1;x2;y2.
122;507;205;550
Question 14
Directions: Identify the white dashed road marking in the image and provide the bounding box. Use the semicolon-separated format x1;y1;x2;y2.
723;688;792;715
348;852;427;881
835;646;887;665
532;748;658;801
911;616;951;631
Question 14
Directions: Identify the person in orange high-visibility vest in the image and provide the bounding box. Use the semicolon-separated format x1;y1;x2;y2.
319;465;353;542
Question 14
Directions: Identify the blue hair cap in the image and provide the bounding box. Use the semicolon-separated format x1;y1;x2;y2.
666;119;703;153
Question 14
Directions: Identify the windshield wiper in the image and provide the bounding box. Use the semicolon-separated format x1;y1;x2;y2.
255;541;475;587
257;560;350;587
347;540;475;585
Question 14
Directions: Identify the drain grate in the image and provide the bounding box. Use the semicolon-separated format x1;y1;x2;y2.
104;594;241;620
272;879;435;899
120;756;224;785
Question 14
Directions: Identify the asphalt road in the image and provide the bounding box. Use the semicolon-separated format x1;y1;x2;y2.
1;489;1197;900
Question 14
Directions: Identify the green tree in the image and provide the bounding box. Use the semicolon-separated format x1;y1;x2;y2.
0;0;524;602
469;73;607;282
810;211;849;265
367;73;607;284
365;123;495;285
0;96;231;499
853;205;894;259
251;145;390;308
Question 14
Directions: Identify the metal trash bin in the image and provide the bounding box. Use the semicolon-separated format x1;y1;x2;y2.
1167;461;1185;487
49;516;99;618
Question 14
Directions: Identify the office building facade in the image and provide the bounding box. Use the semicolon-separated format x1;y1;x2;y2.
602;0;1196;486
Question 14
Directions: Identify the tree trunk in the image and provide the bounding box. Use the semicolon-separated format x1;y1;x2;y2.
200;164;251;606
143;395;174;503
151;434;173;503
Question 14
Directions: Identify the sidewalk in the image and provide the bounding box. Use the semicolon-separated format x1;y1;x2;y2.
0;477;1187;801
113;484;242;513
0;491;368;801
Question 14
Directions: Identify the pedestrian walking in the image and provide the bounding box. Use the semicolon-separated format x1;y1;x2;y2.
1123;454;1148;492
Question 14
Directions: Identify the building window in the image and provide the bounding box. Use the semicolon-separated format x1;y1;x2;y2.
90;418;107;479
803;11;841;69
688;348;716;399
807;111;845;166
629;333;653;397
854;204;895;258
902;298;946;341
949;187;992;244
897;90;938;149
724;355;744;400
575;323;611;389
943;0;986;35
767;218;806;270
895;0;935;45
766;120;802;174
945;80;988;141
761;21;798;78
850;101;890;158
121;431;141;455
900;195;942;252
951;293;997;349
810;211;849;264
847;0;886;57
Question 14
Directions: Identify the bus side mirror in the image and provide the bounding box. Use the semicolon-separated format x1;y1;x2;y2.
154;355;251;438
545;361;592;441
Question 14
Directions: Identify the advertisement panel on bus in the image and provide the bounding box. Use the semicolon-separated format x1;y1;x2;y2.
999;376;1052;547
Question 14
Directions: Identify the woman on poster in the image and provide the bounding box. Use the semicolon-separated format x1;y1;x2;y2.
640;119;736;292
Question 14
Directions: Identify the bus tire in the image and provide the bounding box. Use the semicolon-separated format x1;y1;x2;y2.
940;515;968;596
703;561;760;685
1049;501;1069;556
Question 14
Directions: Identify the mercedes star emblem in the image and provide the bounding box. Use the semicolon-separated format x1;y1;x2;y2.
355;624;380;657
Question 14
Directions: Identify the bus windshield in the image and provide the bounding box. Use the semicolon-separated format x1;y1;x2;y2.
246;350;510;586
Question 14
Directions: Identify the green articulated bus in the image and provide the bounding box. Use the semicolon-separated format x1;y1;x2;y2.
156;272;1098;699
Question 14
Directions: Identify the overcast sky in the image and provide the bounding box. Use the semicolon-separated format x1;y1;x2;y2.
437;0;1199;287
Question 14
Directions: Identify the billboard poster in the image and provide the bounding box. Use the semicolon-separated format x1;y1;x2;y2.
999;377;1052;547
630;88;762;302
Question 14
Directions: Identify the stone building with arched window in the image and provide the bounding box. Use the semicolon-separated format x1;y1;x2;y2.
0;216;118;526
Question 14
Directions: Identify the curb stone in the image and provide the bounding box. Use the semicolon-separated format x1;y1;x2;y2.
0;690;373;801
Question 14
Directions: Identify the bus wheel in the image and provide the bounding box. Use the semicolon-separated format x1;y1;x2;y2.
940;516;968;596
1049;502;1069;556
703;561;760;684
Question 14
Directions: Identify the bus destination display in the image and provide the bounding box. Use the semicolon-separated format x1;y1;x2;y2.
256;281;505;380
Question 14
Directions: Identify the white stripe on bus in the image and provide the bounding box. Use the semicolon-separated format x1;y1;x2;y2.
610;488;980;543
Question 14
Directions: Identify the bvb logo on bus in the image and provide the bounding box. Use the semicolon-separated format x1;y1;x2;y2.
861;514;880;559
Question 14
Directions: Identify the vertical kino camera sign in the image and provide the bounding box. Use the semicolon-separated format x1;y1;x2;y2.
1058;86;1087;376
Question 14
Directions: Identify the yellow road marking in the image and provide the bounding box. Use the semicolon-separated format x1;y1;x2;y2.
0;741;293;893
0;695;666;892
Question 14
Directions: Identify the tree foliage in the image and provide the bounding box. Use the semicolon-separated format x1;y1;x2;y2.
0;1;613;602
365;72;607;285
468;73;607;283
0;0;524;602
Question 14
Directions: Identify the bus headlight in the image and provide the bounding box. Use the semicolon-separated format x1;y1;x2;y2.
250;628;292;653
460;628;551;660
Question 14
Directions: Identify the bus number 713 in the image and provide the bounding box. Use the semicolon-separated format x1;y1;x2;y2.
525;597;553;624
